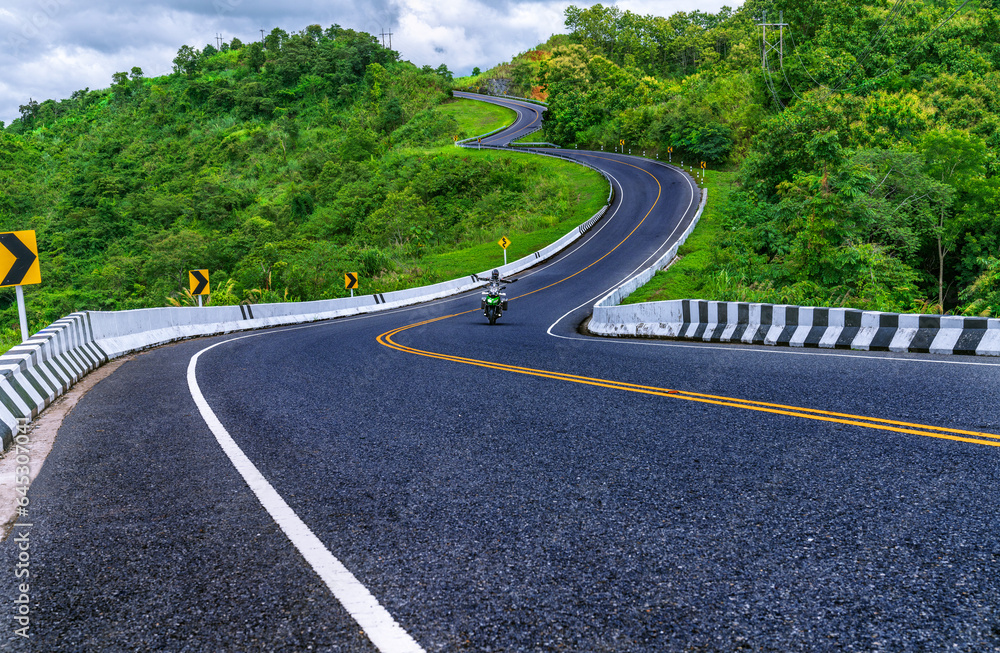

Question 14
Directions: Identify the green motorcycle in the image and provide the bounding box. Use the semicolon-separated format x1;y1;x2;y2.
481;279;508;325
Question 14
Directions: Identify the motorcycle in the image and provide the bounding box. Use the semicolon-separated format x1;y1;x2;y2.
481;280;508;325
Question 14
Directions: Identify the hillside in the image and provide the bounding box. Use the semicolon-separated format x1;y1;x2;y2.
471;0;1000;316
0;26;605;345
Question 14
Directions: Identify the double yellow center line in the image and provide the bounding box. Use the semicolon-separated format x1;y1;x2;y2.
378;314;1000;448
377;155;1000;449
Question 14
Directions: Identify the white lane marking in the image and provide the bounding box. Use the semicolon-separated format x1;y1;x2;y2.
547;160;698;336
510;169;625;280
187;338;424;653
550;329;1000;367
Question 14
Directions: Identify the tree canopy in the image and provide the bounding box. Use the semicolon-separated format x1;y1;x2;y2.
0;25;594;338
473;0;1000;315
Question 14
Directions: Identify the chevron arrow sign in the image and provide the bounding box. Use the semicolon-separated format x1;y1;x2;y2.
0;231;41;288
189;269;210;295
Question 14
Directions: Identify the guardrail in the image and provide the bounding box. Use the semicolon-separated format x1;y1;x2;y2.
0;200;611;450
589;298;1000;356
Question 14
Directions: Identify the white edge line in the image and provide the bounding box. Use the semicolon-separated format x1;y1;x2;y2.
547;161;697;336
542;166;1000;368
187;338;424;653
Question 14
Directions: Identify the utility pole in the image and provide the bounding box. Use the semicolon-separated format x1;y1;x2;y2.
380;30;393;49
759;11;787;69
758;10;788;108
260;29;265;43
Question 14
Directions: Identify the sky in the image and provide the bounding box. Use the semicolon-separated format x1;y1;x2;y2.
0;0;740;127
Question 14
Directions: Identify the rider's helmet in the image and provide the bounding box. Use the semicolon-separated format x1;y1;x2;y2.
491;269;500;281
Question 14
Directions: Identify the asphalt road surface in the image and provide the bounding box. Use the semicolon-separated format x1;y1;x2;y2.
3;96;1000;652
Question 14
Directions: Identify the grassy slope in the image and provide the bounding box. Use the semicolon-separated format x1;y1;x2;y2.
0;97;607;353
359;97;606;290
419;151;606;279
438;98;516;140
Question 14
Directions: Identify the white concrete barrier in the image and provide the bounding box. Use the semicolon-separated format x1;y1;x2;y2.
590;297;1000;357
0;199;611;450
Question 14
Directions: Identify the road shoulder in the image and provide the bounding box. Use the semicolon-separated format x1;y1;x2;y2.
0;357;131;540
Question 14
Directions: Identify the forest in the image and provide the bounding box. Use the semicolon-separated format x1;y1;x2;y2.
3;0;1000;345
0;26;603;342
482;0;1000;316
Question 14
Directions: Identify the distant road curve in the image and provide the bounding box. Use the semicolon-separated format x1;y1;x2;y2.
453;91;546;145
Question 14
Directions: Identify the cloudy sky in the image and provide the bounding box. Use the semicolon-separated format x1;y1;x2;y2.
0;0;739;127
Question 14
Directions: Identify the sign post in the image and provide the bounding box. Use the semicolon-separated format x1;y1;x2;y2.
188;270;210;306
498;236;511;266
668;146;673;163
345;272;359;297
15;287;28;343
0;230;41;342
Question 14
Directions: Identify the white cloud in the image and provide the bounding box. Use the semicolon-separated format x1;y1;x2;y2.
395;0;567;72
0;0;744;126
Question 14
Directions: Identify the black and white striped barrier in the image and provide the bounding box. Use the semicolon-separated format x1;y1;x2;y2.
589;299;1000;356
0;313;108;449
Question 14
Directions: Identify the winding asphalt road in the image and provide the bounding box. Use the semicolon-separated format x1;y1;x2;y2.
3;95;1000;652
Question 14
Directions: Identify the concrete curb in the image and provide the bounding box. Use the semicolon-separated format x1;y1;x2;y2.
589;298;1000;357
0;200;611;450
0;97;618;451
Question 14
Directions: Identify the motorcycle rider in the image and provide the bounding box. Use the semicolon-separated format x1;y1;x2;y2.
480;269;517;317
479;269;517;284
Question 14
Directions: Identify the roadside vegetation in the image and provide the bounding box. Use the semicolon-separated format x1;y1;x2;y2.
0;27;604;340
5;0;1000;351
468;0;1000;316
438;100;515;141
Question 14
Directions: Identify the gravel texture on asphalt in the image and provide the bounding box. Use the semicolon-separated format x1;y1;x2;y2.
3;149;999;652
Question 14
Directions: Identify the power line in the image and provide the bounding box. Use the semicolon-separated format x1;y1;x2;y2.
759;11;787;109
825;0;910;92
863;0;976;84
779;55;806;102
762;49;786;109
787;31;829;90
773;0;977;102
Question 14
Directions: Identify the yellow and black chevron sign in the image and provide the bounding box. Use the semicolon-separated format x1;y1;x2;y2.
0;230;40;288
189;270;210;295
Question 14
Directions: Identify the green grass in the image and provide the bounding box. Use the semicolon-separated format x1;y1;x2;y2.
397;149;608;283
0;329;21;354
622;169;736;304
1;102;601;355
438;98;516;140
513;127;555;144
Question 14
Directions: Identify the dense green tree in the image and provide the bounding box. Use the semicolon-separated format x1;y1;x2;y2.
172;45;200;77
919;129;988;310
